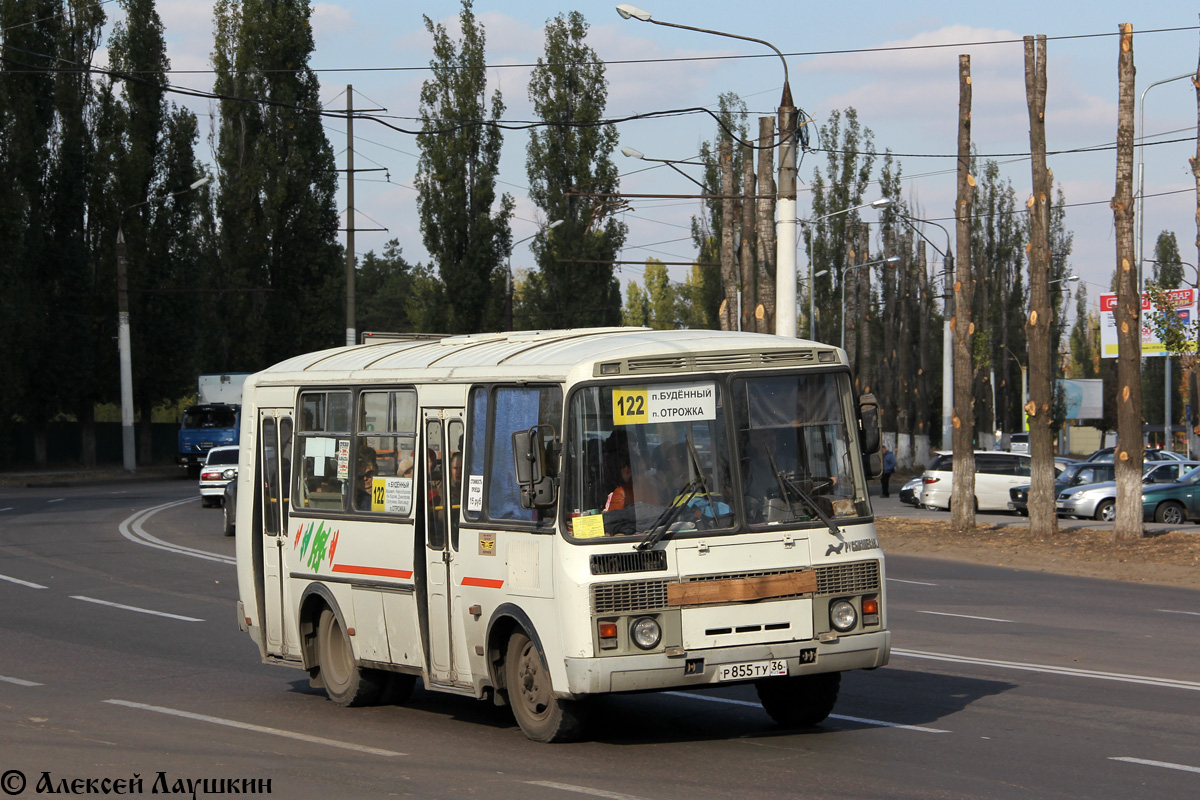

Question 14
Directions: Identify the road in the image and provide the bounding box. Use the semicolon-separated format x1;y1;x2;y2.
1;477;1198;799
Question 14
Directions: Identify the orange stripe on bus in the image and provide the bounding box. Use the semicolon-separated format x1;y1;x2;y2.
461;577;504;589
331;564;414;579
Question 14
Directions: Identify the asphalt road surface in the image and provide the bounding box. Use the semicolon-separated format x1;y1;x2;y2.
1;477;1198;799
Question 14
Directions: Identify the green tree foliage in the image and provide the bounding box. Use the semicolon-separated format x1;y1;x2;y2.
1068;286;1098;379
212;0;342;368
414;0;512;334
356;240;419;333
523;11;626;329
807;108;876;344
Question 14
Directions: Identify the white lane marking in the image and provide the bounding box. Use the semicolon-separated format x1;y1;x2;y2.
1157;609;1200;617
917;610;1013;623
103;700;403;757
894;648;1200;691
1;675;43;687
118;498;235;565
0;507;13;512
888;578;939;586
524;782;649;800
0;573;47;589
1110;757;1200;774
48;498;63;503
661;691;950;733
71;595;204;622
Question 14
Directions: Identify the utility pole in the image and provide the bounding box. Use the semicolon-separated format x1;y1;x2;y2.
340;84;388;346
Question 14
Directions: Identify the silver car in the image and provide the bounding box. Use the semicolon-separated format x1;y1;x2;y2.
1056;461;1200;521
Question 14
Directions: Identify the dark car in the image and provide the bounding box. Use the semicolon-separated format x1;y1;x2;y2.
1008;461;1115;515
1141;465;1200;524
222;480;236;537
1085;447;1186;463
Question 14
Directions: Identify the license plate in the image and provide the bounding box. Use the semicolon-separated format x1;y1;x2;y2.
715;659;788;682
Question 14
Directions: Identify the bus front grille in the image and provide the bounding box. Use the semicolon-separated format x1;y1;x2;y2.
814;560;881;595
592;580;670;613
590;550;667;576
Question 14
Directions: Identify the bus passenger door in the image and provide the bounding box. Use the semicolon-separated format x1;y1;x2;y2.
422;409;468;687
259;412;299;658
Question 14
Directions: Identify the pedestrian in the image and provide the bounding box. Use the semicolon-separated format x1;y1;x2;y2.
881;445;896;498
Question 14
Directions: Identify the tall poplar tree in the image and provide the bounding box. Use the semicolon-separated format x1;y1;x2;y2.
415;0;512;334
523;11;626;329
212;0;341;368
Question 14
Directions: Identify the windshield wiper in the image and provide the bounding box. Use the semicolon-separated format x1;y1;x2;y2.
636;478;700;551
767;452;840;535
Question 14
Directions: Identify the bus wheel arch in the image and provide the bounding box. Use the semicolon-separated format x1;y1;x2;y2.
297;584;347;680
485;604;543;709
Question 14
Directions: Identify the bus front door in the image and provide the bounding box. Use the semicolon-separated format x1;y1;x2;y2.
421;410;469;688
259;412;299;659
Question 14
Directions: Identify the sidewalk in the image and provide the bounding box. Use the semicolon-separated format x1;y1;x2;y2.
0;464;183;488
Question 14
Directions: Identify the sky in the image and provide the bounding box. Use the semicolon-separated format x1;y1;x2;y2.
113;1;1200;329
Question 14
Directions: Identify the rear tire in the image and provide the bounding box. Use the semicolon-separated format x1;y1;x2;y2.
1155;501;1187;525
755;672;841;728
505;630;587;742
316;608;385;707
1094;499;1116;522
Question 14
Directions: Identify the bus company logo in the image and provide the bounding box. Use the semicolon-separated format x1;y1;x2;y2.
295;521;339;572
825;538;879;557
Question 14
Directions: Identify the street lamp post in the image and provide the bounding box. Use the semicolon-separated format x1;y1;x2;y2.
800;197;891;341
840;256;899;351
115;176;209;472
615;4;800;337
506;219;563;331
620;146;707;191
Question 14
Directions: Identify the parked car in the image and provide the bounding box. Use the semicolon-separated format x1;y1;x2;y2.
921;451;1034;512
1141;466;1200;524
1009;461;1116;515
1009;433;1029;454
1084;446;1186;463
222;480;237;537
898;475;923;506
199;445;239;508
1055;461;1200;521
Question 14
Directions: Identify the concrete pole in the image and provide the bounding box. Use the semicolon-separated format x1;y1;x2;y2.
116;227;136;472
345;85;356;346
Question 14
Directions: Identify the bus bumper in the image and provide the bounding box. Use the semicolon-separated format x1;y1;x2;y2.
561;630;890;695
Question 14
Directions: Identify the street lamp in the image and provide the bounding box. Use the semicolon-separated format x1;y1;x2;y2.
621;146;707;191
1136;71;1195;294
506;219;563;331
115;176;209;472
800;197;891;341
840;256;899;351
616;4;801;338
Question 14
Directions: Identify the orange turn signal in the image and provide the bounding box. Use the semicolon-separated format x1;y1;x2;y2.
861;598;879;615
598;622;618;639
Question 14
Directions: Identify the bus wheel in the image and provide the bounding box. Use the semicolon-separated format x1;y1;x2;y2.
755;672;840;728
316;608;384;707
505;630;587;742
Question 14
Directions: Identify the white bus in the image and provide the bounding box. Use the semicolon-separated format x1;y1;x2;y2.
234;327;889;742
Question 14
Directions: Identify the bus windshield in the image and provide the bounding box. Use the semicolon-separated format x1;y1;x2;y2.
730;373;868;525
565;381;734;539
563;372;867;540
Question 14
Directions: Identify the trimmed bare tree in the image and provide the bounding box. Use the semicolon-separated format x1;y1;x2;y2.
720;139;737;330
951;54;977;529
1024;35;1058;536
740;140;756;333
756;117;777;333
1112;23;1144;541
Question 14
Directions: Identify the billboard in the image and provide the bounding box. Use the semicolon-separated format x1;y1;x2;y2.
1058;379;1103;420
1099;288;1197;358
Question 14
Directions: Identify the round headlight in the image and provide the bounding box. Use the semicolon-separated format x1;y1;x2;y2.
630;617;662;650
830;600;858;632
222;468;237;480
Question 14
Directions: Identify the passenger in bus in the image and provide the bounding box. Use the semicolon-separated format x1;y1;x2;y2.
355;448;377;509
603;454;634;511
448;452;462;510
398;456;414;478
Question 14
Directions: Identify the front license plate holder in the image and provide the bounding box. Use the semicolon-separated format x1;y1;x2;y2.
714;659;788;682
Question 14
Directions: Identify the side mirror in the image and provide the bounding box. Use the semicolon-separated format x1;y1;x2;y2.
512;426;558;509
858;393;881;456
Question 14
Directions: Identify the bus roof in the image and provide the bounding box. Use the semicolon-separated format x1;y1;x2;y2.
248;327;844;387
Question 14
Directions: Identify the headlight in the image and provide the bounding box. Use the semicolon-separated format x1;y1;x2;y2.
222;469;237;480
630;617;662;650
830;599;858;632
1069;491;1087;500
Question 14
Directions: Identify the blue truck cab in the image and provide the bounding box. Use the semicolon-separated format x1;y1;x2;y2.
178;403;241;478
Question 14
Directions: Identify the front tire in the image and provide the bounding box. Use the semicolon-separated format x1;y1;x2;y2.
755;672;841;728
505;630;587;742
222;501;235;537
1094;499;1116;522
1155;501;1187;525
316;608;385;707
